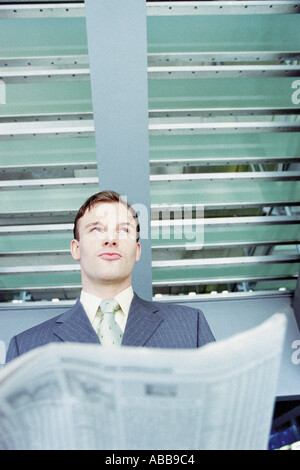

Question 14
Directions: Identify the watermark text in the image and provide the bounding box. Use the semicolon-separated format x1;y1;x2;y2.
0;340;6;365
291;80;300;105
291;339;300;365
0;79;6;105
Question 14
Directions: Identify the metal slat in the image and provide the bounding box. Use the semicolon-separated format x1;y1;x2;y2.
148;51;300;64
149;121;300;135
0;254;299;275
152;274;298;287
0;112;93;124
150;155;300;167
151;216;300;228
1;275;296;291
1;65;299;83
0;56;89;68
1;171;299;190
0;177;98;190
1;51;298;69
150;171;300;184
0;120;94;140
147;1;300;16
0;3;85;19
152;254;300;269
1;216;299;235
2;237;299;255
149;107;300;118
0;224;73;234
1;1;299;19
0;67;90;84
152;239;300;250
2;65;300;83
2;107;298;123
2;120;300;140
148;64;300;79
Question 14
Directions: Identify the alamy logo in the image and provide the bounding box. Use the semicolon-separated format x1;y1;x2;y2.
0;79;5;105
291;80;300;105
0;340;5;365
291;340;300;365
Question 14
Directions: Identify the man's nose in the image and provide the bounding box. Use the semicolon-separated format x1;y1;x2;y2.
103;231;118;246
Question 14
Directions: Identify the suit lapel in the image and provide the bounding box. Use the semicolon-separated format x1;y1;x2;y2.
122;293;164;347
53;300;100;344
52;294;164;347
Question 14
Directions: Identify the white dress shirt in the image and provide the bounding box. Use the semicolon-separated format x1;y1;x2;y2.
80;285;134;334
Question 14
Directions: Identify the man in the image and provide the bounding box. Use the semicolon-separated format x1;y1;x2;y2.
6;191;215;362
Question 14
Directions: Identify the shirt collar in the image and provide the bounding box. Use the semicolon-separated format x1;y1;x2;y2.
80;286;134;324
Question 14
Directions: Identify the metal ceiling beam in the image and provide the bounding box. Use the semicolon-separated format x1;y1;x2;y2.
1;50;299;70
148;64;300;79
149;121;300;135
150;155;300;167
1;215;299;235
1;64;299;83
0;177;98;190
0;3;85;19
1;171;299;190
0;275;296;292
1;119;299;140
0;119;300;141
1;106;299;124
149;107;300;118
147;1;300;16
2;238;299;255
152;254;300;269
0;112;93;124
152;239;300;250
148;51;300;64
0;67;90;83
0;119;94;140
150;171;300;184
152;274;298;287
1;254;299;275
151;216;300;228
1;1;299;19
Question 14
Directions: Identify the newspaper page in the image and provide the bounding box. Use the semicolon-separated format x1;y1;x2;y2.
0;313;287;450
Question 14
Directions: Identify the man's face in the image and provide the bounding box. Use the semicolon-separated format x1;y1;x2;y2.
71;202;141;292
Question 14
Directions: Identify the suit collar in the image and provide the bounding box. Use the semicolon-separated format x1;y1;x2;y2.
53;299;100;344
122;293;164;346
52;294;164;347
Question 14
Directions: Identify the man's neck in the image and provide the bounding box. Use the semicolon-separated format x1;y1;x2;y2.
82;280;132;300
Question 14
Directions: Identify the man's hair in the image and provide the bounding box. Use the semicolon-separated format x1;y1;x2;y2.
73;190;140;242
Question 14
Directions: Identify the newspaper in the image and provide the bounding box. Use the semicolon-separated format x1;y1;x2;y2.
0;313;287;450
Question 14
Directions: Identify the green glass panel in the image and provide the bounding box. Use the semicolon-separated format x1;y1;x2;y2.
0;186;99;214
151;224;300;248
150;133;300;161
148;78;300;109
151;180;300;206
152;263;300;283
0;18;88;57
2;224;299;253
0;272;81;289
2;82;93;115
147;15;300;53
0;233;73;253
0;138;97;167
0;264;298;290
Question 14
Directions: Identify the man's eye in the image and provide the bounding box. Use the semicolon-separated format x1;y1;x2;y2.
91;227;102;232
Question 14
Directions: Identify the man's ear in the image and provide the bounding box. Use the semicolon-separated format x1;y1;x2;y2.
135;242;141;263
70;239;81;261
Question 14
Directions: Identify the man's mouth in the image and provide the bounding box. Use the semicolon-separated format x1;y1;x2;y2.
99;252;122;260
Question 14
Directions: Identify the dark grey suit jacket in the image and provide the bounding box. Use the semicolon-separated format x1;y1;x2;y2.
6;293;215;363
